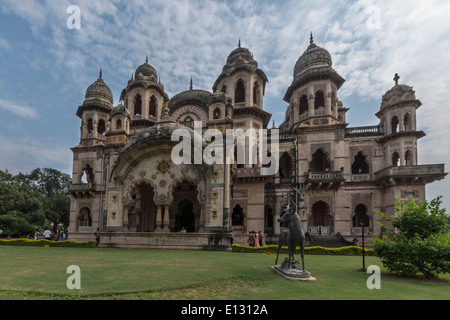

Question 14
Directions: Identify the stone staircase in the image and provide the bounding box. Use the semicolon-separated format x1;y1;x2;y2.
306;234;357;248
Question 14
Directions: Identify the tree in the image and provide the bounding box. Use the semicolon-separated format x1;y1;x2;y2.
26;168;71;232
0;168;71;235
373;196;450;279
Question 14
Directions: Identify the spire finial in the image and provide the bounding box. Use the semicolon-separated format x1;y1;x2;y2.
190;77;193;90
394;73;400;85
310;32;314;45
146;55;149;63
238;38;241;48
99;68;102;78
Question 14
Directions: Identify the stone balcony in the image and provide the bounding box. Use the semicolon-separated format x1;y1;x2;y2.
69;183;96;198
304;168;345;190
374;164;447;186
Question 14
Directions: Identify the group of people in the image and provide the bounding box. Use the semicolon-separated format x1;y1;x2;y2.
248;231;264;247
34;229;68;241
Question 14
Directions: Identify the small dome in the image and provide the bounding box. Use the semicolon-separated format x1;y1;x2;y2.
85;70;114;105
381;75;417;110
135;57;158;80
294;35;332;79
111;103;130;117
227;42;255;66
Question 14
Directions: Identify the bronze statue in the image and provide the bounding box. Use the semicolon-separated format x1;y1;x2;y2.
275;191;306;273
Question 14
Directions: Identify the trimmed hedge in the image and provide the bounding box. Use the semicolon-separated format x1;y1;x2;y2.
0;238;97;248
232;244;376;256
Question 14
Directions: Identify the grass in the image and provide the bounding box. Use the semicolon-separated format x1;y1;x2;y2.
0;245;448;300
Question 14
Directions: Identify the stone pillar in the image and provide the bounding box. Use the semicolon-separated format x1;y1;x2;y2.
154;205;163;232
199;205;205;232
325;86;332;115
308;94;314;117
162;206;170;232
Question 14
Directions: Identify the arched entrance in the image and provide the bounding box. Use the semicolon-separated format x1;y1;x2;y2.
353;204;370;227
170;179;200;232
176;199;195;232
309;201;332;235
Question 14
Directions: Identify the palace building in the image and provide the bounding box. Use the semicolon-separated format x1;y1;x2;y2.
68;36;447;249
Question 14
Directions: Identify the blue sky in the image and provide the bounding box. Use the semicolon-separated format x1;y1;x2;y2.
0;0;449;212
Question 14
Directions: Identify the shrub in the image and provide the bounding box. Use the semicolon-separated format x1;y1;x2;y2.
0;238;97;248
231;244;375;256
373;196;450;279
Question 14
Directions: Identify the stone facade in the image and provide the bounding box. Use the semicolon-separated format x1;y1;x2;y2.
68;37;447;249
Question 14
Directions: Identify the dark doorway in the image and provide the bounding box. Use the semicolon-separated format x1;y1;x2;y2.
352;152;370;174
310;149;330;172
176;199;195;232
232;205;244;226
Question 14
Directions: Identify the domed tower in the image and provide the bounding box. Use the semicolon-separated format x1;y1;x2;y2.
212;41;271;133
283;34;345;130
70;70;114;240
120;57;169;132
213;41;268;110
376;74;425;167
76;69;114;145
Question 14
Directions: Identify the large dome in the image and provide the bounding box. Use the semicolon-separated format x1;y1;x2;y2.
85;70;114;105
293;35;332;79
135;57;158;80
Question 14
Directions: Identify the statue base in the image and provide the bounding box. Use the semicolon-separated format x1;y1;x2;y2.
272;259;316;281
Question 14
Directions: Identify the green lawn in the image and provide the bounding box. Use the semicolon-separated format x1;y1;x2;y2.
0;246;448;300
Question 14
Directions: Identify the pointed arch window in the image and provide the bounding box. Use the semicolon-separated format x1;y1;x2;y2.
299;95;308;115
353;204;369;227
116;119;122;130
253;81;260;106
235;79;245;104
213;108;221;120
97;119;106;135
87;119;94;134
392;152;400;167
352;152;370;174
310;149;330;172
314;91;325;109
405;149;413;166
134;94;142;116
391;116;399;134
404;113;411;131
149;96;157;117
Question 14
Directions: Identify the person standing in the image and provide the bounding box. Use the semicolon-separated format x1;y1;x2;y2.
94;228;100;246
258;231;264;246
43;228;51;240
254;232;260;247
34;229;40;240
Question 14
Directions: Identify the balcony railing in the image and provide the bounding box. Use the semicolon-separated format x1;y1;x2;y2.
345;125;383;137
307;169;345;182
374;164;446;181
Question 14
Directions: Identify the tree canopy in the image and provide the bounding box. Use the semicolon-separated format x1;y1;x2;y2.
0;168;71;238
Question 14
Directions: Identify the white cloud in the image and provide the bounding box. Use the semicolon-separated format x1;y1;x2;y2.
0;134;73;175
0;98;38;119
